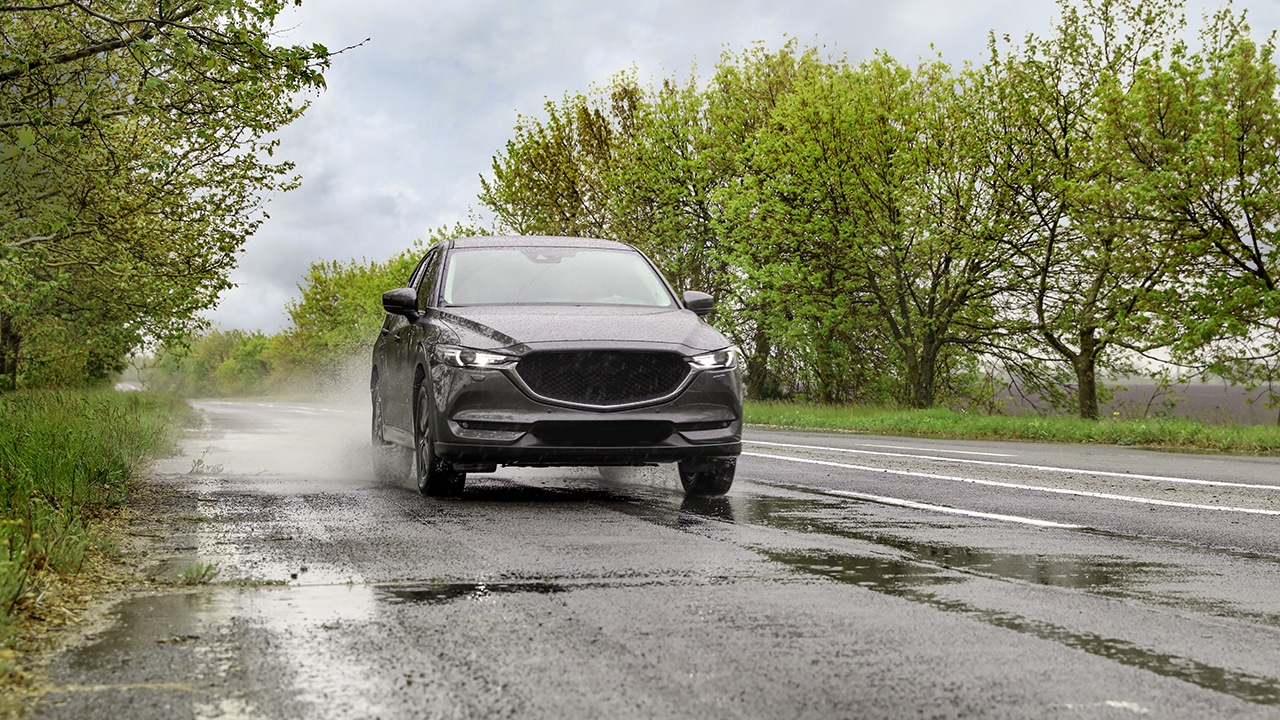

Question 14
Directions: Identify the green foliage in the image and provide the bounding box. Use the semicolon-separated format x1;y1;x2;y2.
269;224;484;388
148;330;272;397
474;0;1280;419
177;563;220;586
279;253;419;372
0;1;332;392
975;0;1196;419
149;224;485;396
1109;9;1280;401
480;83;634;238
744;400;1280;453
0;389;184;636
722;51;1014;407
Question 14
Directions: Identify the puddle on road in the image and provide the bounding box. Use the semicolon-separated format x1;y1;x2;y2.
561;486;1280;632
374;572;752;606
766;547;1280;706
599;486;1280;706
69;592;224;672
738;491;1280;628
742;494;1165;594
679;495;736;522
376;581;565;605
622;491;1171;598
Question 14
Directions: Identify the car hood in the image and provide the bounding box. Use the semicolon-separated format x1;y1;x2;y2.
432;305;730;355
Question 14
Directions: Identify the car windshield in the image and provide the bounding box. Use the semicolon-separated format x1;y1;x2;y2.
442;247;675;307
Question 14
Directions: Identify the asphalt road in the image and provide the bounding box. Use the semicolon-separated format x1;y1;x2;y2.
23;399;1280;719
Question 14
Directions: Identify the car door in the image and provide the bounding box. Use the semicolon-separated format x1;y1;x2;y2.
385;248;443;431
377;250;427;433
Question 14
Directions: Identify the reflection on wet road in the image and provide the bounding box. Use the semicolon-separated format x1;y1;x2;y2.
24;401;1280;719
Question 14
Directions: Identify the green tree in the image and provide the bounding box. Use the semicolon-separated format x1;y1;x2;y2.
1114;8;1280;408
270;224;484;384
607;71;729;299
705;41;814;400
150;330;256;397
0;0;333;391
268;250;421;386
479;82;638;238
721;52;1007;407
981;0;1189;419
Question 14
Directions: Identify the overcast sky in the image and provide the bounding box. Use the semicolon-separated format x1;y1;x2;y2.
207;0;1279;333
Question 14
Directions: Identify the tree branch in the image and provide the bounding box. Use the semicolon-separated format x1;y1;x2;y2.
0;4;204;82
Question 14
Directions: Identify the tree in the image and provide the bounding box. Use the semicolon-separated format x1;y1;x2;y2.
479;80;638;238
721;52;1008;407
608;71;730;302
0;0;334;390
981;0;1189;419
150;329;261;397
273;250;421;378
1116;8;1280;408
705;41;818;400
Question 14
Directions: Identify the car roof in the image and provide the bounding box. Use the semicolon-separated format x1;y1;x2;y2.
447;235;633;251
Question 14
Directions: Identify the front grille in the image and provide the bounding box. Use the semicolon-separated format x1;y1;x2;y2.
516;350;690;407
531;420;674;446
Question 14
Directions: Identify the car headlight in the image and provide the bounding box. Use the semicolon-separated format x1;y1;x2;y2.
433;345;518;370
689;346;739;370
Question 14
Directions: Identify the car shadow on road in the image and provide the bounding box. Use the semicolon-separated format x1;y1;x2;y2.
404;473;735;523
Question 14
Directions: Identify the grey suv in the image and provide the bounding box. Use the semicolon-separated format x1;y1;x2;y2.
370;236;743;497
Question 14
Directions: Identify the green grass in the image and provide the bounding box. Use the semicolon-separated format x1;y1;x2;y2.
744;400;1280;455
0;388;188;639
176;562;220;586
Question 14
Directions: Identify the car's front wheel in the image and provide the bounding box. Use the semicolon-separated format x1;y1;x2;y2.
414;379;465;497
677;457;736;496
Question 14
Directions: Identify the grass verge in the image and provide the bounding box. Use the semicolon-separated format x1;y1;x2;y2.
744;401;1280;455
0;388;188;669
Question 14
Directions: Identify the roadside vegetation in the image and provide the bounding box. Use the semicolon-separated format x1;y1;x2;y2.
745;402;1280;455
0;0;335;676
141;225;474;397
153;0;1280;429
1;1;332;394
475;0;1280;422
0;390;187;655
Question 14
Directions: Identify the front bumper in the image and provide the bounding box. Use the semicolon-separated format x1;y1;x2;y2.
428;361;742;467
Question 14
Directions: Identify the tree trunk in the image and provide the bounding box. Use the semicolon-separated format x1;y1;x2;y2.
0;313;20;391
745;330;775;400
1075;329;1099;420
905;338;942;409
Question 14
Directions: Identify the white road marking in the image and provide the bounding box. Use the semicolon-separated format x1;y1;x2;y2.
817;489;1082;528
858;443;1017;457
744;451;1280;516
746;440;1280;491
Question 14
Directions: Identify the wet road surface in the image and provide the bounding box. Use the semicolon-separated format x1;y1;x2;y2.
24;399;1280;718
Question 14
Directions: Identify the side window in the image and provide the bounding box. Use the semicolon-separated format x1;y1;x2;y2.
406;252;431;289
416;251;442;311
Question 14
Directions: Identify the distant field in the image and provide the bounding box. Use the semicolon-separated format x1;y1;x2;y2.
990;380;1278;426
1102;383;1278;426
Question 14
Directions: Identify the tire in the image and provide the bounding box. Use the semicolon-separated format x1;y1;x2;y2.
371;376;410;482
677;457;735;496
414;378;465;497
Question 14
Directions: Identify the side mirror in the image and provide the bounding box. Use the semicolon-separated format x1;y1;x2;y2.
683;291;716;317
382;287;419;318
